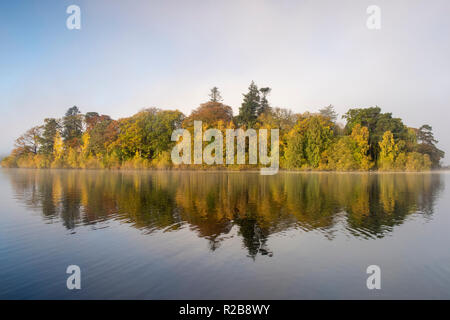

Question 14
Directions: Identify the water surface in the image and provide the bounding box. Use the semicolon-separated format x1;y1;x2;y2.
1;169;449;299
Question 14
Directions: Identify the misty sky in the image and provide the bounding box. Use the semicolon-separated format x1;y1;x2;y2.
1;0;449;162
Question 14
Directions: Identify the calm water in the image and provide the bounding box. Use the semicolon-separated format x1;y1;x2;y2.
1;169;450;299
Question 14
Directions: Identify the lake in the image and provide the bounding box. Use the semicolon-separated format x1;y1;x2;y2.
1;169;450;299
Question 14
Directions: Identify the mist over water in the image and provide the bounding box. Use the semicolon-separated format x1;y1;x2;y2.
1;169;450;299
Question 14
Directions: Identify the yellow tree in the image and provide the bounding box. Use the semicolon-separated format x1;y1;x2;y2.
285;115;334;169
51;131;65;168
350;124;373;170
378;131;398;170
53;132;64;160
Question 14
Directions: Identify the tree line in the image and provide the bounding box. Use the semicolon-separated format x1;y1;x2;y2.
1;82;445;171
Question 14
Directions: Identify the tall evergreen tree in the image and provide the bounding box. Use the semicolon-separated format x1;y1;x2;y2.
40;118;60;155
417;125;437;146
319;105;338;122
209;87;223;102
416;124;444;168
62;106;83;147
237;81;260;126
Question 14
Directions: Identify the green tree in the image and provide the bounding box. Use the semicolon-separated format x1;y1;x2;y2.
258;87;271;115
62;106;83;147
417;124;437;145
116;108;184;160
40;118;60;155
415;124;444;168
343;107;408;161
237;81;260;126
209;87;223;102
319;105;338;123
285;115;334;169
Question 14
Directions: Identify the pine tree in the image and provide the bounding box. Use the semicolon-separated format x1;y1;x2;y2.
237;81;260;126
319;105;338;122
417;124;437;146
209;87;223;102
62;106;83;147
40;118;60;155
416;124;445;168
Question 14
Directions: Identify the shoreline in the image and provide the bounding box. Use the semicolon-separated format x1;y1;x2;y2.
1;167;448;174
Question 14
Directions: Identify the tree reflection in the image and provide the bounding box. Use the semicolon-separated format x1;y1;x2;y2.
6;170;443;258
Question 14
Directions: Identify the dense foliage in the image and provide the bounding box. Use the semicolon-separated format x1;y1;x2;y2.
1;84;444;171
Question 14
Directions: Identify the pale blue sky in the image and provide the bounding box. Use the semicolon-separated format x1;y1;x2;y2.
1;0;449;162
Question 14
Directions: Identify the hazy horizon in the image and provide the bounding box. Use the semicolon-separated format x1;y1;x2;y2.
1;0;449;163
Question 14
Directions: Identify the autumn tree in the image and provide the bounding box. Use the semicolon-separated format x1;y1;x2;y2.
0;85;443;172
52;131;64;166
378;131;398;170
116;108;184;160
406;152;432;171
285;115;334;168
325;137;358;171
85;112;100;131
350;124;373;170
14;126;43;155
183;101;233;128
84;114;117;156
343;107;408;161
324;124;373;171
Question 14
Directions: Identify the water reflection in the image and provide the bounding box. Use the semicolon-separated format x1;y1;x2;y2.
5;170;443;258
